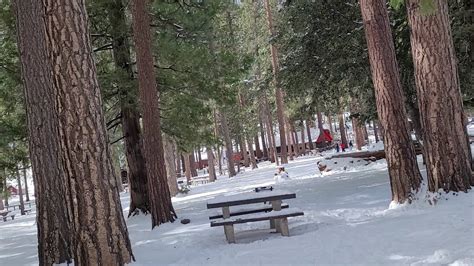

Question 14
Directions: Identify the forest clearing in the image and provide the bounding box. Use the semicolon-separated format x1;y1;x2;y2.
0;0;472;265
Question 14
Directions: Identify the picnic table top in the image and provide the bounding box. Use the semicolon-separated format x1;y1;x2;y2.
207;190;296;209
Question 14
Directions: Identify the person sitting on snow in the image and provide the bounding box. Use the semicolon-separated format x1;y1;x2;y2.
274;166;290;183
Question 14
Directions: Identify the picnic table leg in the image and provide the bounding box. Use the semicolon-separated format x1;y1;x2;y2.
271;200;282;233
280;218;289;236
224;225;235;244
222;207;230;219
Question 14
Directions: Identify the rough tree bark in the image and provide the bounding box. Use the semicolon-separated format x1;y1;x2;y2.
15;0;74;263
263;0;288;164
131;0;177;227
206;147;217;182
406;0;473;191
163;135;178;197
40;0;135;263
360;0;423;203
108;0;149;216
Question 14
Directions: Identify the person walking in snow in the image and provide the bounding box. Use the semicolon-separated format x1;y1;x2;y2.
349;140;353;150
274;166;290;183
341;142;346;152
335;142;340;152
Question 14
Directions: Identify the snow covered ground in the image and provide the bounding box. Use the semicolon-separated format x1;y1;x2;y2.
1;150;473;266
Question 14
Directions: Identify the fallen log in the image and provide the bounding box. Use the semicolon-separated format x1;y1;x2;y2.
327;148;423;161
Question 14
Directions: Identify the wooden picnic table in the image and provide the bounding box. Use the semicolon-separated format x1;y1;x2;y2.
5;202;34;211
207;190;302;243
207;190;295;210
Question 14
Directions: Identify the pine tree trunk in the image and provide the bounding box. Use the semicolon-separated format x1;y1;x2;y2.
190;151;198;177
176;150;182;176
338;113;348;147
300;120;307;155
197;148;202;167
131;0;176;227
292;126;300;157
213;109;224;175
364;124;369;141
254;135;263;159
377;121;385;141
247;138;258;169
22;167;29;202
406;104;423;142
259;118;269;159
235;142;241;173
373;121;380;143
306;119;314;150
184;153;192;184
351;111;365;150
286;120;295;161
217;147;224;175
360;0;423;203
109;0;149;216
3;177;8;207
163;135;178;197
263;0;288;164
317;111;325;134
218;110;237;177
406;0;473;191
327;115;334;136
265;123;276;163
263;95;278;164
15;166;25;215
260;117;269;160
40;0;135;262
15;0;73;263
207;147;217;182
240;137;250;167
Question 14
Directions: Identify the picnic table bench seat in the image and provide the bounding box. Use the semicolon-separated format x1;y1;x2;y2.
208;203;289;220
211;208;304;243
2;213;15;222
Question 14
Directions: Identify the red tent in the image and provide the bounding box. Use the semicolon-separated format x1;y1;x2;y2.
316;129;333;144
